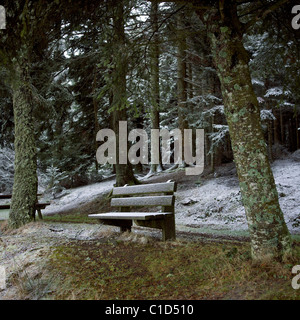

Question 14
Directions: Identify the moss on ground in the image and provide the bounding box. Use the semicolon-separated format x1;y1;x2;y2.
46;238;300;300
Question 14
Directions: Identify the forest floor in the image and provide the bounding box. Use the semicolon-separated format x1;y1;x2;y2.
0;153;300;300
41;150;300;237
0;221;299;300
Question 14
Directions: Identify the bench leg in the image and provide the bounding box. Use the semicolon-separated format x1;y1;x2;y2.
37;208;43;220
120;225;132;232
162;215;176;241
99;219;132;233
120;221;132;233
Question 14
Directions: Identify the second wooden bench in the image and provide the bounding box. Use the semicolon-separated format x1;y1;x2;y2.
0;194;50;220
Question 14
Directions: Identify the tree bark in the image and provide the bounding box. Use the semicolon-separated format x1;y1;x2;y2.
149;0;163;173
280;106;284;143
112;1;138;187
200;2;291;261
210;114;215;172
9;64;38;228
268;120;273;162
93;71;100;172
177;9;188;167
296;110;299;150
274;116;280;144
187;61;194;102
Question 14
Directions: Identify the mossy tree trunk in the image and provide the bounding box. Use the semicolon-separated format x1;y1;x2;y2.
9;63;38;228
201;1;291;261
2;0;60;228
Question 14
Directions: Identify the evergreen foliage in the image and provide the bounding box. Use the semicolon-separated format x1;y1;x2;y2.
0;0;299;260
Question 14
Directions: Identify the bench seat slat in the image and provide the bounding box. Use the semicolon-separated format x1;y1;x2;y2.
111;195;174;207
113;182;176;196
0;195;13;199
89;212;173;221
0;205;10;209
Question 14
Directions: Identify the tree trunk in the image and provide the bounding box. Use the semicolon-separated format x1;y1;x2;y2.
210;114;215;172
296;110;299;149
93;71;100;172
9;64;38;228
274;116;280;144
201;2;291;261
280;106;284;143
177;9;188;167
150;0;163;173
112;1;138;187
268;120;273;163
188;61;194;102
133;111;145;174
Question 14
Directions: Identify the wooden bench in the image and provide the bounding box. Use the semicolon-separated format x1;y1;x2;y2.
89;181;177;241
0;194;50;220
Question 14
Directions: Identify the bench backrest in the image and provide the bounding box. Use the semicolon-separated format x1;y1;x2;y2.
111;181;177;212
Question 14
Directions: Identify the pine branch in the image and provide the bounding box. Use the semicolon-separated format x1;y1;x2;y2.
242;0;290;32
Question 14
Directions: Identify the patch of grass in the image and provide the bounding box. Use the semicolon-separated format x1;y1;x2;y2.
10;268;54;300
46;238;300;300
43;213;97;224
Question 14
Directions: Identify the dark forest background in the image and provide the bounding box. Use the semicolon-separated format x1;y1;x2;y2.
0;0;299;193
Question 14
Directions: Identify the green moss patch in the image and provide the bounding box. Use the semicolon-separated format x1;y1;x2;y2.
46;238;300;300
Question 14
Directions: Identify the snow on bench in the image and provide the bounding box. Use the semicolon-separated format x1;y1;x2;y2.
89;181;177;241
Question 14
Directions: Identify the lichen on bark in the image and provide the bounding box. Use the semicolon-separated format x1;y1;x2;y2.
9;64;38;229
200;2;292;261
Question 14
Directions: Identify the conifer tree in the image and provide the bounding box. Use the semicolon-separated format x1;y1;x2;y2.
0;1;60;227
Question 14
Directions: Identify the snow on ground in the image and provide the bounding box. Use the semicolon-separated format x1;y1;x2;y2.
3;152;300;235
41;178;114;215
175;157;300;234
175;174;247;230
